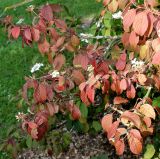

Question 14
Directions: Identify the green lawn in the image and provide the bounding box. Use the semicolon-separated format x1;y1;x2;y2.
0;0;102;142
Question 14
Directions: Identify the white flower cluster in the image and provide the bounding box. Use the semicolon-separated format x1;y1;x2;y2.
31;63;44;73
15;112;26;121
131;58;145;71
112;11;123;19
87;65;94;77
50;70;60;78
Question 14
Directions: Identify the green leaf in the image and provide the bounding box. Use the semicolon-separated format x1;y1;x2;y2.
144;144;155;159
79;102;88;118
92;121;102;132
153;97;160;107
26;135;32;148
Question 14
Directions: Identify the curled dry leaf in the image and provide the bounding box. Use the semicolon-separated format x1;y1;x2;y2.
139;104;156;119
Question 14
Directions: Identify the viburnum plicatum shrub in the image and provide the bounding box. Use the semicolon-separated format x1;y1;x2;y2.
3;0;160;155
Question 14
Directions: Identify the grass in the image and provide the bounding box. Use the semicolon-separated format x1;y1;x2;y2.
0;0;102;146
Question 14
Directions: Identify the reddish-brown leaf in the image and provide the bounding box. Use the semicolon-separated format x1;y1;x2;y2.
71;105;81;120
56;37;65;48
114;96;129;105
53;54;66;71
71;35;80;47
40;5;53;21
152;38;160;52
11;26;20;39
121;32;130;48
133;11;148;36
123;9;136;32
72;70;85;85
54;19;67;31
101;113;113;133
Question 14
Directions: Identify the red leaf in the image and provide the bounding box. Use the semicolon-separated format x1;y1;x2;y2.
121;32;130;48
123;9;136;32
11;26;20;39
116;53;126;71
101;113;113;133
40;5;53;21
56;37;65;48
80;90;90;106
115;139;125;155
133;11;148;36
53;54;66;71
114;96;129;105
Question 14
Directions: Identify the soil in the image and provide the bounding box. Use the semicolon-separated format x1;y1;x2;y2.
17;128;141;159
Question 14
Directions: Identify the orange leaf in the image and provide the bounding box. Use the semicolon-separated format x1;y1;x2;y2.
115;139;125;155
114;96;128;105
121;111;141;128
137;74;147;85
120;79;127;90
129;31;139;50
152;52;160;65
139;104;156;119
72;70;85;85
108;0;118;13
126;84;136;99
123;9;136;32
128;129;143;155
133;11;148;36
101;113;113;133
107;121;120;139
